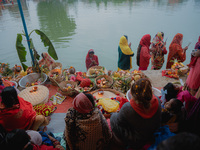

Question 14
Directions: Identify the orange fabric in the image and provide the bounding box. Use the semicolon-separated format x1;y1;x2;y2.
0;97;36;132
130;96;159;119
166;33;186;69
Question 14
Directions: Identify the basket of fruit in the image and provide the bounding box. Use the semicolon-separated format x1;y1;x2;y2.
49;62;62;71
113;77;132;94
19;73;48;88
111;71;131;80
86;66;107;78
62;66;76;81
95;75;113;88
75;78;95;93
58;81;78;96
48;68;63;86
131;70;146;81
171;60;189;76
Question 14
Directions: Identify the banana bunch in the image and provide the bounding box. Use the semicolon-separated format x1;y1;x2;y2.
113;77;131;93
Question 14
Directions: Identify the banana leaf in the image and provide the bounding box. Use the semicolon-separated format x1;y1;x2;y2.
16;34;28;71
34;29;58;60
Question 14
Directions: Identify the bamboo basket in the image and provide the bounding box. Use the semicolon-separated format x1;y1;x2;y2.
58;81;78;96
90;88;125;99
49;62;62;70
86;66;108;78
90;88;125;119
95;75;113;88
48;69;63;86
75;81;96;93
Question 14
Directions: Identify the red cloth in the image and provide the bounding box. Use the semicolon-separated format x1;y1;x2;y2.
166;33;186;69
115;96;129;109
32;144;60;150
130;96;159;119
186;37;200;90
188;37;200;67
186;57;200;90
188;56;198;67
0;85;5;102
0;97;36;132
161;70;179;79
85;49;99;70
73;93;93;113
139;66;148;70
177;90;197;112
194;36;200;49
79;78;91;87
139;34;151;70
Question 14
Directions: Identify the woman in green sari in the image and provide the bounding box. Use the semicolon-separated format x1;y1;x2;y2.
118;35;134;71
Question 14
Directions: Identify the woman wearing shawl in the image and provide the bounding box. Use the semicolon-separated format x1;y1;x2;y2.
184;37;200;98
166;33;188;69
150;32;167;70
64;93;112;150
110;78;161;149
118;35;134;71
137;34;151;70
0;87;50;132
38;52;55;70
85;49;99;70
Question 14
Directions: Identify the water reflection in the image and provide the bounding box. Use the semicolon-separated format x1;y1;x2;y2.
168;0;188;5
37;0;76;43
73;0;189;7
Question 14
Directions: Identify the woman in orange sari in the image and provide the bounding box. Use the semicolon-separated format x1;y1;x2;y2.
166;33;188;69
0;87;50;132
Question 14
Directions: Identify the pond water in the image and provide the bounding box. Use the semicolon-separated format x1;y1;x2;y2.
0;0;200;72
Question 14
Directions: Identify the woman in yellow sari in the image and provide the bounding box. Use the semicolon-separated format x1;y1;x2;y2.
118;35;134;71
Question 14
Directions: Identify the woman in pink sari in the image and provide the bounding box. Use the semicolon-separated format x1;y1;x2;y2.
185;37;200;98
85;49;99;70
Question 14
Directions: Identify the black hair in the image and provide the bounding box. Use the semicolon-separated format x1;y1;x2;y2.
0;124;7;150
41;53;44;59
163;83;179;102
1;86;19;108
169;98;183;114
124;35;128;40
161;32;164;37
157;132;200;150
5;129;32;150
84;93;95;107
89;51;94;54
131;78;152;109
0;77;2;85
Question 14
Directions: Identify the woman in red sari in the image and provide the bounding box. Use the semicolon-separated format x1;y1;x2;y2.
166;33;188;69
85;49;99;70
137;34;151;70
185;37;200;98
0;87;50;132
